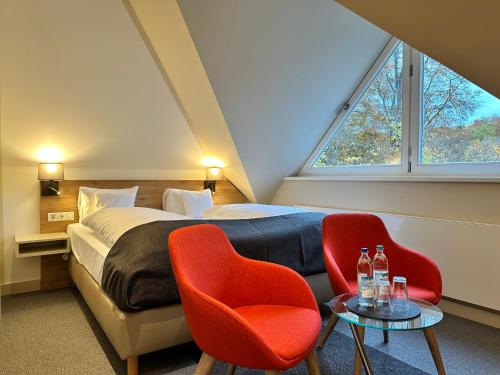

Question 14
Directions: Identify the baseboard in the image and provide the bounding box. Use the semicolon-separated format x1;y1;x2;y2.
438;297;500;329
0;279;41;296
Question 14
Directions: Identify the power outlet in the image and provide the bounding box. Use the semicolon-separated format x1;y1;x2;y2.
47;212;74;222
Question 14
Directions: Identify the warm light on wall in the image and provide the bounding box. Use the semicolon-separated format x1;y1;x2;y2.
201;156;225;168
36;147;64;163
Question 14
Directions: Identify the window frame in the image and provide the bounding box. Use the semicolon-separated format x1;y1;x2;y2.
410;48;500;176
300;38;405;176
302;36;500;178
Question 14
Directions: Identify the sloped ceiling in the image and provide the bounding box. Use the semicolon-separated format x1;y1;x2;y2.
0;0;204;173
178;0;390;202
336;0;500;98
124;0;256;201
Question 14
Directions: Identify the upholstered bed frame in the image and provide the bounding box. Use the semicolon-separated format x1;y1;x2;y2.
40;179;333;375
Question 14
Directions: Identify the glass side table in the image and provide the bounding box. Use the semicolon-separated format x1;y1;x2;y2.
319;293;446;375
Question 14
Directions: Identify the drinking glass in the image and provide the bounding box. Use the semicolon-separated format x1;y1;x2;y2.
392;276;408;301
375;279;391;307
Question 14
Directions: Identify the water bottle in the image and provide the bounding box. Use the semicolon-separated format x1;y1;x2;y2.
357;247;375;307
373;244;389;285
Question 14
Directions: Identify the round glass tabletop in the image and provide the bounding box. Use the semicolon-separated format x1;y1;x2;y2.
330;293;443;331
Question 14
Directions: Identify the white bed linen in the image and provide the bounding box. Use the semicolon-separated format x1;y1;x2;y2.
68;223;111;285
82;207;192;247
203;203;308;220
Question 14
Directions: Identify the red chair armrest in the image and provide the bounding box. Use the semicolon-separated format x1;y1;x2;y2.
393;244;442;298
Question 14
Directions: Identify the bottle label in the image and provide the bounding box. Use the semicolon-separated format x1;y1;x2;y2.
374;270;389;284
361;287;375;299
358;273;368;285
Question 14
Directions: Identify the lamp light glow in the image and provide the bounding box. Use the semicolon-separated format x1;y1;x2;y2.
38;163;64;181
206;167;223;181
44;163;58;173
201;157;225;168
37;147;63;163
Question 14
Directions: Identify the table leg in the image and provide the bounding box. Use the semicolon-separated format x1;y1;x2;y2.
318;314;339;348
349;324;374;375
423;327;446;375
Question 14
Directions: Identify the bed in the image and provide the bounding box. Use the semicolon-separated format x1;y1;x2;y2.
42;180;333;375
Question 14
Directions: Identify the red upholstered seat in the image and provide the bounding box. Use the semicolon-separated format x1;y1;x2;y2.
234;305;320;361
323;213;442;305
168;224;321;372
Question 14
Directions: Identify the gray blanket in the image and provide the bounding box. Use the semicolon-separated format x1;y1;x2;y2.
101;212;325;311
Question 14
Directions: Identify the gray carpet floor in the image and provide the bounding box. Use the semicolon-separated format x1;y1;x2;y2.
0;288;499;375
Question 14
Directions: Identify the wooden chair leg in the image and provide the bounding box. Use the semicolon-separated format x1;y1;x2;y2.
305;350;321;375
423;328;446;375
353;326;365;375
318;314;339;348
194;352;217;375
226;364;236;375
127;356;138;375
383;330;389;344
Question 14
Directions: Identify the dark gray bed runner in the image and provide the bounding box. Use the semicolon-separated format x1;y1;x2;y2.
101;212;325;311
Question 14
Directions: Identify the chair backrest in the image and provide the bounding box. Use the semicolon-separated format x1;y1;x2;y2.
323;213;395;285
169;223;237;302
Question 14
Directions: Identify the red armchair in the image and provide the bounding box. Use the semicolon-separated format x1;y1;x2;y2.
168;224;322;375
319;213;442;348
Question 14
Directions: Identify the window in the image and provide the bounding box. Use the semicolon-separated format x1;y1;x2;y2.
421;56;500;165
304;38;500;177
312;43;403;167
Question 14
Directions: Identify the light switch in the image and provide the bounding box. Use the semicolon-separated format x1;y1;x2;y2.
48;212;74;222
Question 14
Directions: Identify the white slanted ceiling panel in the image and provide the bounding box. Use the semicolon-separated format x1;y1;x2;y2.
124;0;256;202
178;0;390;202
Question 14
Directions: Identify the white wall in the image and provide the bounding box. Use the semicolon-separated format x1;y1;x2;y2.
299;205;500;311
178;0;390;202
0;0;205;286
273;179;500;225
273;179;500;310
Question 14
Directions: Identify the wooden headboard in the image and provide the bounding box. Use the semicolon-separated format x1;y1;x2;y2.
40;179;248;233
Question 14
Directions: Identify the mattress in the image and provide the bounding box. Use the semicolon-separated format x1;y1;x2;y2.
67;223;111;285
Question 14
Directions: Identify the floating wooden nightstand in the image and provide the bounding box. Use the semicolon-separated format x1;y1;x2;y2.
15;232;72;290
15;232;70;258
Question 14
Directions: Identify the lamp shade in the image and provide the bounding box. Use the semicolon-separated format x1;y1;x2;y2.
38;163;64;181
206;167;223;181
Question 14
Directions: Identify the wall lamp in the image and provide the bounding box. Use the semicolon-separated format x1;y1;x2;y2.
204;167;223;193
38;163;64;196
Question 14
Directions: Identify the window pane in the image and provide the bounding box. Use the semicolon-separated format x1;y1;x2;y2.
421;56;500;164
313;43;403;167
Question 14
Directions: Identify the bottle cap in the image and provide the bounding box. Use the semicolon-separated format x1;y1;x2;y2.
361;247;368;253
376;245;384;251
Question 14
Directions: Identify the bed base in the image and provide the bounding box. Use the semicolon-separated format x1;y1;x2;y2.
68;254;333;375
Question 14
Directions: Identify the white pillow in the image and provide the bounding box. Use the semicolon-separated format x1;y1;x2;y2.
163;188;187;215
78;187;98;222
94;186;138;209
77;186;138;221
179;189;214;218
